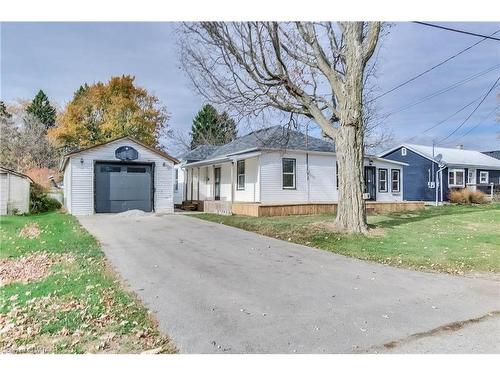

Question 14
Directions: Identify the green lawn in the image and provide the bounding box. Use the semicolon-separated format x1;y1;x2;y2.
0;212;176;354
195;204;500;274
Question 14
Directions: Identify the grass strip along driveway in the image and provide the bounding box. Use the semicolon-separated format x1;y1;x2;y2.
196;204;500;275
0;212;176;354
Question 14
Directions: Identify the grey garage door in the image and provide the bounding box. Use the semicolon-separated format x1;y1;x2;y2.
95;162;153;213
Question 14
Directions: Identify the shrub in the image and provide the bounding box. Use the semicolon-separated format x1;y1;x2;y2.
449;189;487;204
30;183;62;214
470;190;487;204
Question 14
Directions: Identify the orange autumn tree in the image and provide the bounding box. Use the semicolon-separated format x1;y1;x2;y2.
49;75;170;151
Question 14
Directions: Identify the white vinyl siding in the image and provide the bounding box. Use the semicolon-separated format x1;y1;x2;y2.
260;151;307;203
0;172;31;215
63;138;174;215
234;157;260;202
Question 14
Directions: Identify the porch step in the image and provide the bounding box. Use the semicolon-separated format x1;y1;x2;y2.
181;201;199;211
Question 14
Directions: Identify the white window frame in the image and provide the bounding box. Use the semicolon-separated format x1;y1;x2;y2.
391;169;400;193
479;171;489;184
401;147;407;156
467;169;476;184
378;168;388;192
236;160;245;190
282;158;296;190
174;169;179;191
448;168;465;188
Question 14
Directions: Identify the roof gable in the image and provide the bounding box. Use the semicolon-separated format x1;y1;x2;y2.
60;136;179;171
380;143;500;169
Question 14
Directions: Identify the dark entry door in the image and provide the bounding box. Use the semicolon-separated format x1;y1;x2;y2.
364;166;376;201
214;167;221;201
95;162;153;213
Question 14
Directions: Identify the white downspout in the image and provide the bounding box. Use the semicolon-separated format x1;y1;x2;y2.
436;165;446;205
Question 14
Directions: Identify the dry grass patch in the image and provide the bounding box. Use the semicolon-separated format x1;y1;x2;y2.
0;253;74;287
18;222;41;239
0;293;175;354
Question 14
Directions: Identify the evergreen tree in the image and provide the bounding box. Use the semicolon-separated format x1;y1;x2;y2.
0;101;11;120
26;90;57;129
190;104;237;149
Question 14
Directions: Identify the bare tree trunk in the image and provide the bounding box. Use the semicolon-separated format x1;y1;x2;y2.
334;25;369;233
335;124;368;233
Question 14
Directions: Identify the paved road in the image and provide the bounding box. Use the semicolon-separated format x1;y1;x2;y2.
78;213;500;353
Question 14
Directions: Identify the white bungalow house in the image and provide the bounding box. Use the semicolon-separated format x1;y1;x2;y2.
175;126;410;216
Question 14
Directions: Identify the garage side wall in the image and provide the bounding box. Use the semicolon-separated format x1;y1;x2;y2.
68;139;174;215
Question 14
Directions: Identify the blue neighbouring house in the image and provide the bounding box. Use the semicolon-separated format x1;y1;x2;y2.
380;144;500;202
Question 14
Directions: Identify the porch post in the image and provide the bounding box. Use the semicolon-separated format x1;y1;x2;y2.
230;161;235;203
212;165;215;201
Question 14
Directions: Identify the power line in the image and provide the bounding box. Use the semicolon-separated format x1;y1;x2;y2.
370;28;500;102
413;22;500;42
436;76;500;144
448;105;499;142
404;96;482;142
381;64;499;119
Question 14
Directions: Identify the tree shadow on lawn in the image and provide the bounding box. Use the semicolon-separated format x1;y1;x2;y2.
372;205;498;230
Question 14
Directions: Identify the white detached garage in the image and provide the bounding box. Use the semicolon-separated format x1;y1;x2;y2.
61;137;178;215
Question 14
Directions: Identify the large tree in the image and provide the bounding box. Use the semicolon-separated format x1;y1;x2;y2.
181;22;381;233
26;90;57;129
0;111;59;172
48;75;170;151
190;104;237;149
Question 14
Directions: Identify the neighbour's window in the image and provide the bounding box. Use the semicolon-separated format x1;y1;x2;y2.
479;171;489;184
467;170;475;184
175;169;179;191
391;169;400;192
378;169;388;192
448;169;465;187
401;147;407;156
237;160;245;190
282;158;296;189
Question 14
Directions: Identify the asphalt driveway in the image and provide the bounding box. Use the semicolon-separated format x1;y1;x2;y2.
78;213;500;353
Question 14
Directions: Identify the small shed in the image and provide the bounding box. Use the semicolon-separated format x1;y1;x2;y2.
60;137;178;215
0;166;34;215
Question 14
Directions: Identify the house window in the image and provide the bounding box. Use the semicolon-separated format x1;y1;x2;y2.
401;147;407;156
237;160;245;190
479;171;489;184
174;169;179;191
378;169;388;192
467;170;475;184
448;169;465;187
391;169;400;192
282;158;296;189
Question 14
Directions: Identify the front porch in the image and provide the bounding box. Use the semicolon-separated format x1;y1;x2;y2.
189;200;425;217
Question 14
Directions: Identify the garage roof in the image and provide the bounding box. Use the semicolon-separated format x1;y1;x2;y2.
0;166;35;183
60;136;179;171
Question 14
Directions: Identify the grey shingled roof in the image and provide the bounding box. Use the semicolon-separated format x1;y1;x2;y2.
482;150;500;160
178;144;220;162
202;126;335;161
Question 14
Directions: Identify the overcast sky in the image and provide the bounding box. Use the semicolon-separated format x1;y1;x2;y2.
1;22;499;153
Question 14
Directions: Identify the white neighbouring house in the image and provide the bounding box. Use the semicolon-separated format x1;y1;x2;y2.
174;126;407;213
0;166;34;215
60;137;178;215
